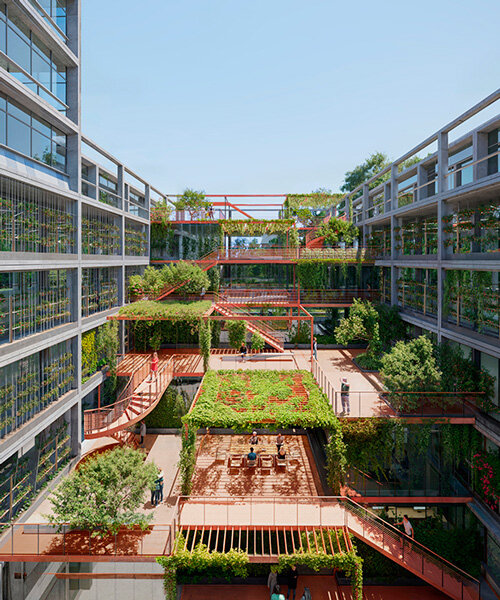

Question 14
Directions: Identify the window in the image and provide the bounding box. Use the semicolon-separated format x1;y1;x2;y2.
487;129;499;175
0;93;67;171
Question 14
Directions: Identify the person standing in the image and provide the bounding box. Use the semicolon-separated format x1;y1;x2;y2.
150;351;159;382
313;337;318;361
286;565;298;600
240;343;247;361
396;514;414;538
271;585;285;600
276;433;285;452
140;421;146;446
267;569;278;599
156;469;164;504
340;377;350;415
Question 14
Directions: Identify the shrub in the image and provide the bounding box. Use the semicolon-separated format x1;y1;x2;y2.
288;322;311;344
145;387;187;429
251;332;265;351
199;319;211;371
226;320;247;349
335;299;382;364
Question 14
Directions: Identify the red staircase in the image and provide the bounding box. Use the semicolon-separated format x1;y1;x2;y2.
212;301;285;352
83;355;175;439
305;235;325;248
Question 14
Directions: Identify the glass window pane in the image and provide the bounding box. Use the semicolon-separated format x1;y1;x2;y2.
31;114;51;137
7;28;30;72
7;115;30;156
32;129;52;164
32;50;51;89
7;99;30;124
0;20;6;53
53;141;65;171
0;110;6;145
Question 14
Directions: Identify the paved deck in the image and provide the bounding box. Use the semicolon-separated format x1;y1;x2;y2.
191;433;321;497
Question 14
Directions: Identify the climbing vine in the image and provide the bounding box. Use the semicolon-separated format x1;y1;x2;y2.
199;319;211;372
219;219;294;237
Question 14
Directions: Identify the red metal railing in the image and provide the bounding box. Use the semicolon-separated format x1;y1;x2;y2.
83;357;174;436
178;496;479;600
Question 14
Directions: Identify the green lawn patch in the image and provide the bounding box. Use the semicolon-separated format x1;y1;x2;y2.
118;299;212;321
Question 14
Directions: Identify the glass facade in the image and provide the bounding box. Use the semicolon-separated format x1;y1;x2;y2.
0;4;67;112
0;92;67;170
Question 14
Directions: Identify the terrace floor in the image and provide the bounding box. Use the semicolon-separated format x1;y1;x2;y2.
191;433;321;497
181;577;449;599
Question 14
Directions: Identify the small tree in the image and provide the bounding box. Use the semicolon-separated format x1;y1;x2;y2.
227;320;247;349
199;319;211;371
318;218;359;246
335;299;382;368
47;446;158;536
251;332;265;352
380;336;442;410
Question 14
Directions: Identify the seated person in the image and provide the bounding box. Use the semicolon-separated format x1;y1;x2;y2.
249;431;259;444
277;446;286;461
247;447;257;464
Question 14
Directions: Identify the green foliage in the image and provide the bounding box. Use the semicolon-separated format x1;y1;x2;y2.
318;217;359;245
150;200;173;225
441;424;481;467
288;321;311;344
144;387;188;429
179;424;197;495
219;219;294;237
435;342;495;406
132;318;202;352
174;189;210;219
277;551;363;600
413;516;482;577
250;332;265;351
335;299;381;361
185;370;339;430
288;227;299;248
380;336;441;409
157;534;250;600
199;319;211;371
325;427;347;493
341;152;390;192
128;262;210;297
120;299;211;321
210;320;222;347
226;320;247;349
81;329;98;381
207;266;220;292
47;446;158;536
285;191;344;210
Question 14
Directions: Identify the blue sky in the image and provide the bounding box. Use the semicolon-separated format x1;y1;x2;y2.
82;0;500;196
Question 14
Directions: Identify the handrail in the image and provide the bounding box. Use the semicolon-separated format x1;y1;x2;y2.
179;495;479;589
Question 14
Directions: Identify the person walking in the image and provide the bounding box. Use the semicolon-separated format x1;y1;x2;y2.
267;568;278;599
139;421;146;446
340;377;350;415
313;337;318;361
286;565;298;600
396;514;414;538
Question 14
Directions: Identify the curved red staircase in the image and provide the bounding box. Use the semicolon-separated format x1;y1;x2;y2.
83;355;174;440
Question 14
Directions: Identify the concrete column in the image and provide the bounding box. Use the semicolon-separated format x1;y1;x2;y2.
65;0;81;194
473;130;488;181
383;182;390;214
145;183;151;261
416;163;426;202
437;131;449;195
390;214;399;306
390;163;398;211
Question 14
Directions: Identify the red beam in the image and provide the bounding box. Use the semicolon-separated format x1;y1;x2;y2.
353;496;473;504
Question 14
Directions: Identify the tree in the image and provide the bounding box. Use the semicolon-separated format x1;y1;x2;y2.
340;152;390;192
226;320;247;349
380;336;441;409
175;189;210;219
318;217;359;245
47;446;158;536
335;299;382;367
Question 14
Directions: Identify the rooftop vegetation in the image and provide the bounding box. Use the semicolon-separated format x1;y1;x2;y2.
129;263;210;298
219;219;294;237
185;369;338;430
118;299;211;321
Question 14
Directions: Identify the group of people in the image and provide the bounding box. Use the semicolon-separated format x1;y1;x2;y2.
151;469;164;507
247;432;287;463
268;566;305;600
